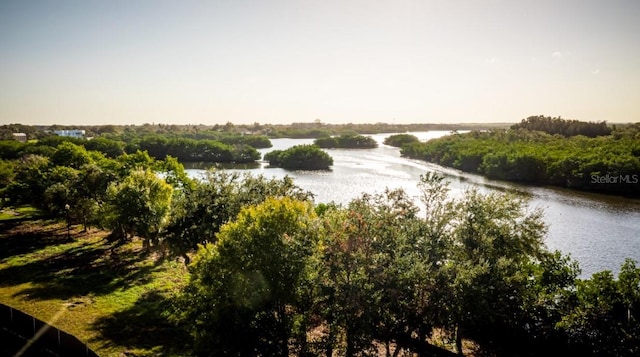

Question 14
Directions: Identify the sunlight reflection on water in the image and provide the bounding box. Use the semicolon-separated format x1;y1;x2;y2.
185;131;640;278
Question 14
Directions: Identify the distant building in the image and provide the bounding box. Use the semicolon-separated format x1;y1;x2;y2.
53;129;85;138
12;133;27;142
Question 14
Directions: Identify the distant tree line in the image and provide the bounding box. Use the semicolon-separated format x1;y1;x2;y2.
114;130;272;149
511;115;611;137
0;124;51;140
0;133;267;164
267;122;509;138
2;121;510;143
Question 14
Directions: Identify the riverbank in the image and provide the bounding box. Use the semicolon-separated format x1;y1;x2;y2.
400;130;640;197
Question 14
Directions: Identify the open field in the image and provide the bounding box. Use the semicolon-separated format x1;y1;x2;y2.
0;211;189;356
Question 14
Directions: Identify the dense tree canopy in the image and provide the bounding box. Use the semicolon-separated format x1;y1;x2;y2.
174;173;635;357
177;197;319;356
0;140;187;241
314;134;378;149
401;129;640;195
264;145;333;170
128;136;260;163
511;115;611;137
164;171;311;264
102;169;173;248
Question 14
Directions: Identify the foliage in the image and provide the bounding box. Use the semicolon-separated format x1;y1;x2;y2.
383;133;420;147
0;123;50;140
0;140;28;160
128;135;260;163
264;145;333;170
50;141;96;169
83;136;126;158
0;160;16;200
445;189;576;354
103;169;173;247
176;197;319;356
2;154;52;207
164;171;311;264
218;134;272;148
267;122;507;138
511;115;611;137
559;259;640;356
401;129;640;195
314;186;449;356
173;173;601;356
314;134;378;149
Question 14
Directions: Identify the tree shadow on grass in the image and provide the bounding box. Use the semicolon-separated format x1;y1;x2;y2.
0;220;74;261
0;236;164;300
90;290;190;355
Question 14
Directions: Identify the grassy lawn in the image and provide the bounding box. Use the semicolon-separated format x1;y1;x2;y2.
0;206;44;220
0;215;190;356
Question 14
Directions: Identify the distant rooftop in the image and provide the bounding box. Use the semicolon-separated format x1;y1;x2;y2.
12;133;27;142
53;129;85;138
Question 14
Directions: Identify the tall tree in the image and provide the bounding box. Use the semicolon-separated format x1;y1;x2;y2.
447;189;551;354
103;169;173;248
164;171;310;264
176;197;319;356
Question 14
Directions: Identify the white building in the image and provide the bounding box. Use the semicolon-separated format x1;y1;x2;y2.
12;133;27;142
53;129;85;138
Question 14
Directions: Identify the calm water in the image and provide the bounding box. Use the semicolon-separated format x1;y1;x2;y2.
186;131;640;277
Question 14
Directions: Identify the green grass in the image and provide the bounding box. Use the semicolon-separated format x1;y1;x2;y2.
0;206;44;220
0;218;190;356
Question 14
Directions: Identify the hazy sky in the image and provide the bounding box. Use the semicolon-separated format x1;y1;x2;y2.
1;0;638;125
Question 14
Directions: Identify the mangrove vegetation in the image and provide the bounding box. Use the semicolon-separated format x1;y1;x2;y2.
401;117;640;196
314;134;378;149
264;144;334;170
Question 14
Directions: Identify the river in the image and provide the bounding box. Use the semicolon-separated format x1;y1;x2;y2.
185;131;640;278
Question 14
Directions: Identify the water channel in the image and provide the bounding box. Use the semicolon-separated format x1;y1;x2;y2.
185;131;640;278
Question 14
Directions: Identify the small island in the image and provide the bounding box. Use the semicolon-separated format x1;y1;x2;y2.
264;144;333;170
314;134;378;149
383;133;420;147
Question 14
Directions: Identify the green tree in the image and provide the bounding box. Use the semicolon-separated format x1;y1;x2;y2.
103;169;173;248
50;141;94;169
164;171;311;264
176;197;319;356
3;154;51;207
0;160;16;205
314;186;452;356
446;189;553;354
83;137;125;158
559;260;640;356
